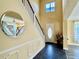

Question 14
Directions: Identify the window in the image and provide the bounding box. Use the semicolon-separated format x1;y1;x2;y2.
74;22;79;42
45;2;55;12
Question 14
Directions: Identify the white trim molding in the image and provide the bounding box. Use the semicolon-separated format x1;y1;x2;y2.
64;48;68;50
0;39;44;55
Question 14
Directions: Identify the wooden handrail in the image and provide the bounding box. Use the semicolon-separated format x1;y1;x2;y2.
27;0;45;36
27;0;34;14
35;15;45;35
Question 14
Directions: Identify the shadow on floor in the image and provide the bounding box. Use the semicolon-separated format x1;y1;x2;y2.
33;43;67;59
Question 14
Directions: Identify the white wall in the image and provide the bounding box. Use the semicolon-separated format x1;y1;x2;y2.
0;0;45;59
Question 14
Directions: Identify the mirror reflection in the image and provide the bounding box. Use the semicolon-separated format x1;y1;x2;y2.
1;11;24;37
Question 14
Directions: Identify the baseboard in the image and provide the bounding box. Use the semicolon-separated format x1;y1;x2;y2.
69;43;79;46
64;48;68;50
31;45;45;59
46;42;56;44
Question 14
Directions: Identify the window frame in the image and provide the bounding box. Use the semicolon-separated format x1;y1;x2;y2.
74;21;79;42
45;1;56;12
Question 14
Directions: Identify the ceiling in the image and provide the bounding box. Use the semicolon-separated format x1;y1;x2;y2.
68;1;79;20
62;0;79;20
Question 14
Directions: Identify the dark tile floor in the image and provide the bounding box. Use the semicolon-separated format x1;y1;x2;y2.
66;45;79;59
33;43;67;59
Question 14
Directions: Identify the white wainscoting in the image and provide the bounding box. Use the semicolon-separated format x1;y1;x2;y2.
0;39;45;59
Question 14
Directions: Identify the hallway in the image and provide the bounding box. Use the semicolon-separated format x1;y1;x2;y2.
33;43;67;59
0;0;79;59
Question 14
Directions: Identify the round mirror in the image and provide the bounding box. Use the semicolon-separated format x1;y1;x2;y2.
1;11;24;37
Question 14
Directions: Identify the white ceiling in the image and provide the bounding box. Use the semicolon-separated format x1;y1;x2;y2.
68;1;79;20
62;0;79;20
